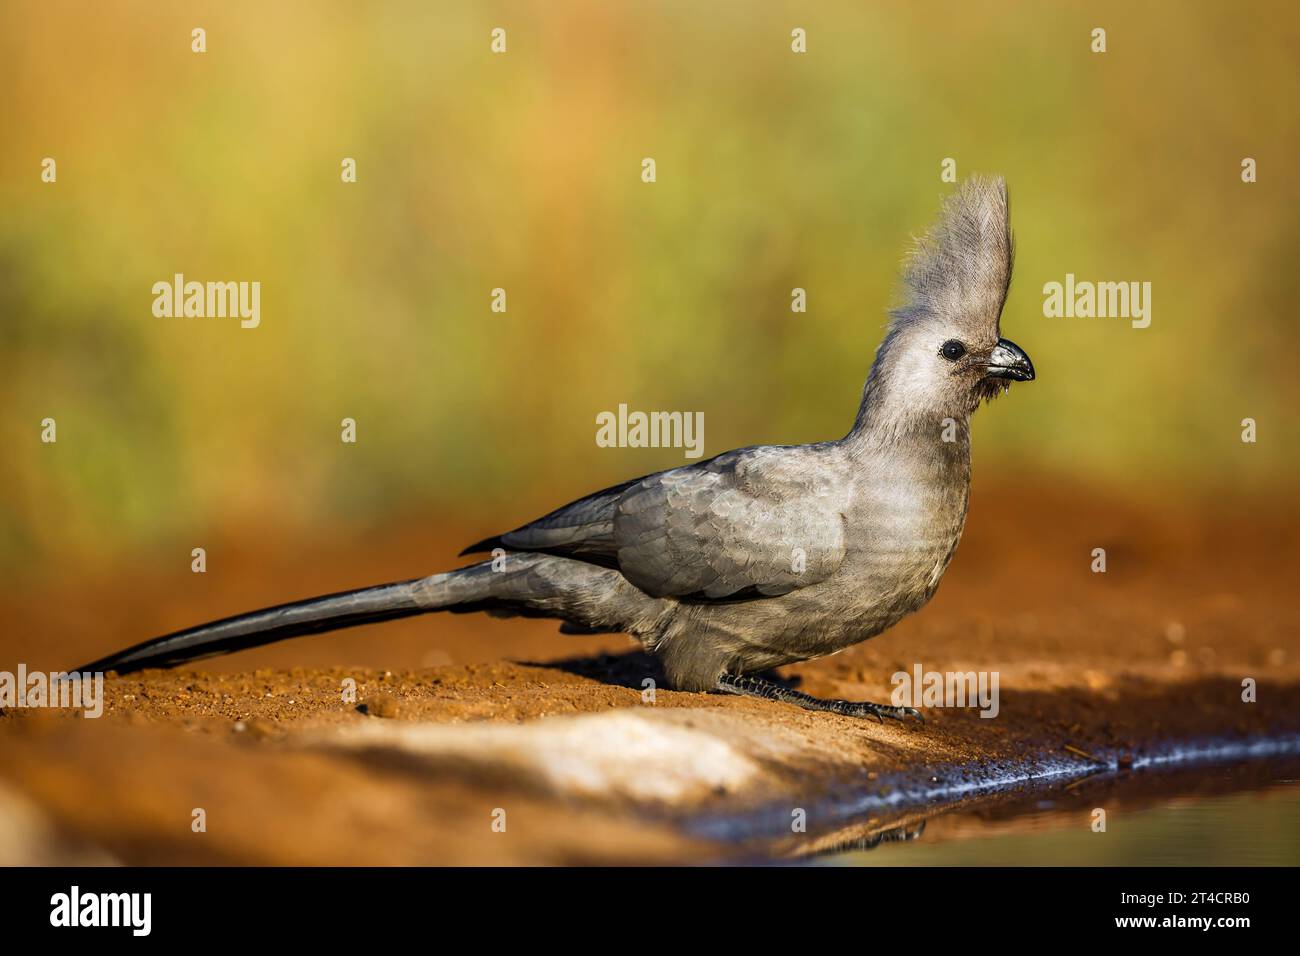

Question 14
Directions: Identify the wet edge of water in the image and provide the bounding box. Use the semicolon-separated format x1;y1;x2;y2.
684;733;1300;848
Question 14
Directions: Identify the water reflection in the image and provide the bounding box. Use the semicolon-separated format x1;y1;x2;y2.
820;762;1300;866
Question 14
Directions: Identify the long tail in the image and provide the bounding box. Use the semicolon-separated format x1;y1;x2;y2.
73;577;439;675
73;555;647;675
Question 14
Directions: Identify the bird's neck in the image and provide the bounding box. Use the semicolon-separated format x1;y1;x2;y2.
842;375;972;469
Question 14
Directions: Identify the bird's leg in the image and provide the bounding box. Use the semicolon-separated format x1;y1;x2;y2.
715;673;923;724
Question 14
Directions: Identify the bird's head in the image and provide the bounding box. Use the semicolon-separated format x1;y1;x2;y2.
864;176;1034;429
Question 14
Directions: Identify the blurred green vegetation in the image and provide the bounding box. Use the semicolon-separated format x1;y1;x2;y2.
2;1;1298;568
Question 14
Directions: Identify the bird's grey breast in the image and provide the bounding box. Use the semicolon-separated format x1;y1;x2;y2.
839;440;971;623
702;437;974;667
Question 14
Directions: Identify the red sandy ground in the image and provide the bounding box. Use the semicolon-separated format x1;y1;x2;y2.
1;478;1297;864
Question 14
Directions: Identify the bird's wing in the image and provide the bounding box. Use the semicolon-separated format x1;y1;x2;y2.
464;446;847;600
613;446;846;598
459;475;640;567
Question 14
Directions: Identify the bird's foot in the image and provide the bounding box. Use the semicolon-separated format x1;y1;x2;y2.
715;673;923;724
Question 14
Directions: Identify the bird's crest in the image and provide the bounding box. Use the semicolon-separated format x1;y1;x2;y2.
890;176;1013;338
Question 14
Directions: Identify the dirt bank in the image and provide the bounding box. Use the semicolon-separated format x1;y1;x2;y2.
1;479;1297;864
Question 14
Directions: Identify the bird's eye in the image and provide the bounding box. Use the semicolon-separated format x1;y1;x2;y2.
940;340;967;361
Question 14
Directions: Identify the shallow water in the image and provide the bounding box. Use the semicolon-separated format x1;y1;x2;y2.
824;765;1300;866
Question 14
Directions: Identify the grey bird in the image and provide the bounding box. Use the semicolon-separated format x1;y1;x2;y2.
75;176;1034;722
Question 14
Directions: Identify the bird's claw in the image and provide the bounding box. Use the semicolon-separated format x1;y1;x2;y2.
714;674;925;728
834;700;924;724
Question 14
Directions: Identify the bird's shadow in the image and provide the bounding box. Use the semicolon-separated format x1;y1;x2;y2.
524;648;802;694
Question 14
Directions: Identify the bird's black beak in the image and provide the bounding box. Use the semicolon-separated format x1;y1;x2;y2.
984;338;1035;382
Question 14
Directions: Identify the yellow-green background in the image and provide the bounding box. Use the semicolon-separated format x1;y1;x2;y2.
3;1;1297;569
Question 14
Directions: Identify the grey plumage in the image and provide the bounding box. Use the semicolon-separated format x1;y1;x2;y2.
78;177;1034;717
